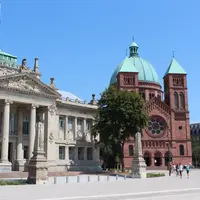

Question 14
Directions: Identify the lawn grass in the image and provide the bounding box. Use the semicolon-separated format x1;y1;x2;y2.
147;173;165;178
0;180;26;185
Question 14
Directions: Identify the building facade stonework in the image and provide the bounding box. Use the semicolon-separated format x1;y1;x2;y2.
110;40;192;169
0;51;100;172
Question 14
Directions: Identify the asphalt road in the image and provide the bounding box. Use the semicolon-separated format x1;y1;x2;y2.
0;170;199;200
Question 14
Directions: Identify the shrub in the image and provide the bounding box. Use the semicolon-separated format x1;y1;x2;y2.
0;180;25;185
147;173;165;178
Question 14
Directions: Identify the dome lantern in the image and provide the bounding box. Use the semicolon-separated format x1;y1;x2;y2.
129;38;139;57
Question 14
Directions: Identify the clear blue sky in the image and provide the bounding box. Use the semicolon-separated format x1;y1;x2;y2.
0;0;199;123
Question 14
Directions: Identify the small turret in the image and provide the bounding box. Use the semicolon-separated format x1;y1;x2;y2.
49;77;58;90
89;94;97;105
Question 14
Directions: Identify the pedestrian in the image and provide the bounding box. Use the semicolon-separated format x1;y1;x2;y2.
179;163;183;179
168;163;173;176
176;164;179;176
186;164;190;178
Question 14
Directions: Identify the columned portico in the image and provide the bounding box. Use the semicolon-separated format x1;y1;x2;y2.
28;104;37;159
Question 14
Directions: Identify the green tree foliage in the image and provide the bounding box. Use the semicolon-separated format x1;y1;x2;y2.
92;86;148;171
192;137;200;167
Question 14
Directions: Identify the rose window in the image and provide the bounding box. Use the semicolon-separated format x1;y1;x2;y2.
147;116;167;135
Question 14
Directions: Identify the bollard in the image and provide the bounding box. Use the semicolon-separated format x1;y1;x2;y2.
116;175;118;180
77;176;80;183
97;175;100;182
88;175;90;182
54;177;57;184
107;175;109;181
124;175;127;180
66;176;68;183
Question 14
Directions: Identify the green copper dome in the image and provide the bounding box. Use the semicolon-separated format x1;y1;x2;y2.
110;40;160;85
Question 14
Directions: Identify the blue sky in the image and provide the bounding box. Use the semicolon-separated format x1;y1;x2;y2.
0;0;199;123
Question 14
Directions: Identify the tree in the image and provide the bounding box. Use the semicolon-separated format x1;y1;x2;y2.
192;137;200;167
92;86;148;171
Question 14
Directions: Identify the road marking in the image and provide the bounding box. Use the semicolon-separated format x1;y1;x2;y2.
124;192;200;200
36;187;200;200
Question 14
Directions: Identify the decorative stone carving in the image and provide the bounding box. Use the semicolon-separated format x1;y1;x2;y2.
77;131;83;140
0;74;60;98
49;133;54;144
85;131;91;142
48;103;58;115
68;130;73;141
0;67;17;76
5;99;13;105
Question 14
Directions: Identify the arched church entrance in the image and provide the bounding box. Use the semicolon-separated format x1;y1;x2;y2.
154;151;162;166
165;151;173;166
144;152;151;166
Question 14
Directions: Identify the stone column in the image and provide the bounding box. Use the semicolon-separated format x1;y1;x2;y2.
83;118;86;140
74;117;77;140
28;104;37;159
64;115;68;140
65;146;69;162
132;132;147;178
16;109;25;170
1;99;12;163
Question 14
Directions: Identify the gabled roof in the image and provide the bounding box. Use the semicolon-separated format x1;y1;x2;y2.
164;58;187;77
0;73;61;98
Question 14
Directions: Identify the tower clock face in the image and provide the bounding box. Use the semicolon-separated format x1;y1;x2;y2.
147;116;167;137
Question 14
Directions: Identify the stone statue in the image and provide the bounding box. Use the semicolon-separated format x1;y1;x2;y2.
132;132;147;178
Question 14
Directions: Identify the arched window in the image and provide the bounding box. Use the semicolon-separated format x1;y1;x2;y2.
129;145;134;156
179;145;185;156
179;92;185;109
174;92;179;109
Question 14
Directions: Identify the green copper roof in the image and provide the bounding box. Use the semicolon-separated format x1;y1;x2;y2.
0;50;17;65
110;57;139;84
119;57;139;73
110;40;160;85
130;41;138;47
164;57;186;76
0;50;17;58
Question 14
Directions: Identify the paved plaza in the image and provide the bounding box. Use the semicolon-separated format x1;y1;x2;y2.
0;170;199;200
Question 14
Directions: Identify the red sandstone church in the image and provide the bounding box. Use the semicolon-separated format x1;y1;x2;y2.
110;40;192;169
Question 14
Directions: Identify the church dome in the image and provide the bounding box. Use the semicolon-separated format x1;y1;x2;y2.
110;40;160;85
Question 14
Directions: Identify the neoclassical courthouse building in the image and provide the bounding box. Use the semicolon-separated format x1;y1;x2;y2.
0;38;192;172
110;40;192;168
0;50;100;172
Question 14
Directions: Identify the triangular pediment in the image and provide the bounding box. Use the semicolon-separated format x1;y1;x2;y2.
0;73;61;99
146;97;171;118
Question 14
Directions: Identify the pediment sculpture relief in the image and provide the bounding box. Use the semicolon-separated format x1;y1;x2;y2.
0;74;60;98
0;67;17;76
0;76;41;93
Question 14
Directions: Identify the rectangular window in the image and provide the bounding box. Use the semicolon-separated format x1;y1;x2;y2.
59;118;65;129
69;147;75;160
59;146;65;160
10;113;15;135
23;122;29;135
78;147;84;160
87;147;93;160
77;118;83;132
24;146;28;159
86;120;91;131
0;112;2;133
68;117;73;131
